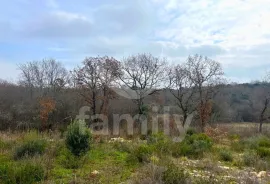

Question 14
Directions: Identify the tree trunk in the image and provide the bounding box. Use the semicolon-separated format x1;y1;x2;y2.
92;91;96;115
138;99;144;114
259;98;269;133
182;114;187;127
259;120;263;133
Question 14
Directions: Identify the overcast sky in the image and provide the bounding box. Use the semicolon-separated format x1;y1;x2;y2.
0;0;270;83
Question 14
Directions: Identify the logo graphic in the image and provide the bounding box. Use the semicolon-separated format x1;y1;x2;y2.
76;105;194;142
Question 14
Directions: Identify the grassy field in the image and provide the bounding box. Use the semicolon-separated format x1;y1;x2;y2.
217;123;270;137
0;123;270;184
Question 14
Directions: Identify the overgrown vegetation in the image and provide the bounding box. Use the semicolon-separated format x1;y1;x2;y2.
162;163;189;184
14;139;47;160
0;129;269;183
0;160;45;184
172;133;213;158
219;149;233;162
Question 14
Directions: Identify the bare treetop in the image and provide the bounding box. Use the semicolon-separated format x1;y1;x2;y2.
18;59;69;97
119;53;167;94
186;54;224;87
117;53;167;114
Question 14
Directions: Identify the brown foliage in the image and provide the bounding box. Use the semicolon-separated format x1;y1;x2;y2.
198;100;213;131
39;97;56;130
205;125;228;142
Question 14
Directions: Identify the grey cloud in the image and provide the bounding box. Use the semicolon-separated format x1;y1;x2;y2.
77;37;226;62
23;12;93;39
79;36;137;57
190;45;225;57
94;1;156;36
20;1;156;40
148;43;226;58
217;43;270;68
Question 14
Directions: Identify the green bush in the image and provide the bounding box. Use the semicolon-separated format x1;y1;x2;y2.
172;133;213;158
65;120;92;157
257;136;270;148
133;144;154;162
244;136;270;150
0;161;45;184
147;132;173;154
242;150;258;166
241;136;270;158
256;147;270;158
14;139;47;159
219;149;233;162
184;133;212;146
162;164;189;184
147;132;167;144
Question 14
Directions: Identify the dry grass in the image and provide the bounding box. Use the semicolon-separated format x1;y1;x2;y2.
213;122;270;137
1;123;270;183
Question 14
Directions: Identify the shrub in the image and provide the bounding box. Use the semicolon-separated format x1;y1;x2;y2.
14;139;47;159
240;136;270;159
256;147;270;158
242;150;258;166
244;136;270;150
243;137;259;150
147;132;167;144
0;161;45;184
133;144;154;162
257;136;270;148
65;120;92;157
173;133;213;158
219;149;233;162
162;164;189;184
147;132;173;154
184;133;213;146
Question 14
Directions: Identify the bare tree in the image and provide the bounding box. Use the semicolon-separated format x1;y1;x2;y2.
18;59;69;130
259;97;270;133
169;64;197;126
256;74;270;133
186;55;225;132
118;53;167;114
18;59;69;97
73;56;120;116
99;57;121;115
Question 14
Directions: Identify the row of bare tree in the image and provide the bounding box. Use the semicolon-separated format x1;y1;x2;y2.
2;53;270;132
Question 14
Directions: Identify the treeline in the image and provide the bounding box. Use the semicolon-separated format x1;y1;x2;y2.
0;54;269;132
